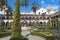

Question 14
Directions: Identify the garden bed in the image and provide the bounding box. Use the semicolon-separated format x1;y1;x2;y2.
31;31;60;40
10;36;28;40
0;32;11;38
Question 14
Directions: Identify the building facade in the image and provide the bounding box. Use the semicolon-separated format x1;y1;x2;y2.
0;7;58;28
0;0;58;28
50;11;60;28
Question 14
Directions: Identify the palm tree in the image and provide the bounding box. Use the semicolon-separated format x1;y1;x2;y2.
31;1;39;15
21;0;29;14
11;0;21;38
0;0;7;6
48;17;52;28
6;6;12;28
46;5;53;13
21;0;29;27
4;0;12;29
31;1;39;27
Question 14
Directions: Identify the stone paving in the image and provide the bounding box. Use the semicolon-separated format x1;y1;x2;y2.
28;35;46;40
0;36;11;40
0;27;46;40
0;35;46;40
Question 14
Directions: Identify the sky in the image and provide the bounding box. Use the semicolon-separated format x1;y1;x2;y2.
7;0;60;12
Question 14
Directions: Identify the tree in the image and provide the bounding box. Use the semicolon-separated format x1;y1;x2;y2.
31;1;39;27
41;13;46;27
46;5;53;13
0;22;3;32
21;0;29;14
31;1;39;15
0;15;3;32
11;0;21;38
0;0;7;6
48;17;52;28
5;0;12;29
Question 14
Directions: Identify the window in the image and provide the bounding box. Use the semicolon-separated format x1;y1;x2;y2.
36;22;39;24
29;17;31;19
45;12;46;14
2;16;5;19
2;22;5;27
6;16;9;19
40;22;42;24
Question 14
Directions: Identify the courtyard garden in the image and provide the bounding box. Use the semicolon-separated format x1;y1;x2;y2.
31;26;60;40
0;0;60;40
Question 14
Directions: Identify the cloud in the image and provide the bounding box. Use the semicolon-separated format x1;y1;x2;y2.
51;5;60;10
41;0;45;4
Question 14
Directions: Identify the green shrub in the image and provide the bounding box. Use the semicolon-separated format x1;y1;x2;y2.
32;26;46;29
46;36;55;40
10;36;28;40
31;31;60;40
46;36;60;40
0;32;11;38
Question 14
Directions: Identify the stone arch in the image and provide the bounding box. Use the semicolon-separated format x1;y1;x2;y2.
44;22;46;26
32;22;35;26
29;22;32;26
8;22;12;29
1;21;5;27
40;22;43;26
10;22;12;26
36;22;39;26
6;21;9;27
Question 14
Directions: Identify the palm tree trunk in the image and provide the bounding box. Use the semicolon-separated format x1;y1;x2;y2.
11;0;21;37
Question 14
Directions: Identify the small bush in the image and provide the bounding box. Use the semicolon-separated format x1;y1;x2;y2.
31;31;60;40
46;36;55;40
46;36;60;40
0;32;11;38
10;36;28;40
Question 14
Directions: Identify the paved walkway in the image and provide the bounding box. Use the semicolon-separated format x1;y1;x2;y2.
0;36;11;40
28;35;46;40
0;27;46;40
0;35;46;40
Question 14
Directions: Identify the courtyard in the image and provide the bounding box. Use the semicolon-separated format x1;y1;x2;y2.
0;0;60;40
0;27;46;40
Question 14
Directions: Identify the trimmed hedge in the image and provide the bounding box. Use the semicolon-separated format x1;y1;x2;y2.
32;26;47;29
46;36;60;40
10;36;28;40
0;32;11;38
31;31;60;40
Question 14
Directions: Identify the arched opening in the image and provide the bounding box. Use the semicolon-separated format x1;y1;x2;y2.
24;22;28;26
36;22;39;26
6;22;9;29
9;22;12;29
44;22;46;26
0;21;5;30
1;21;5;27
40;22;43;26
29;22;32;26
32;22;35;26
